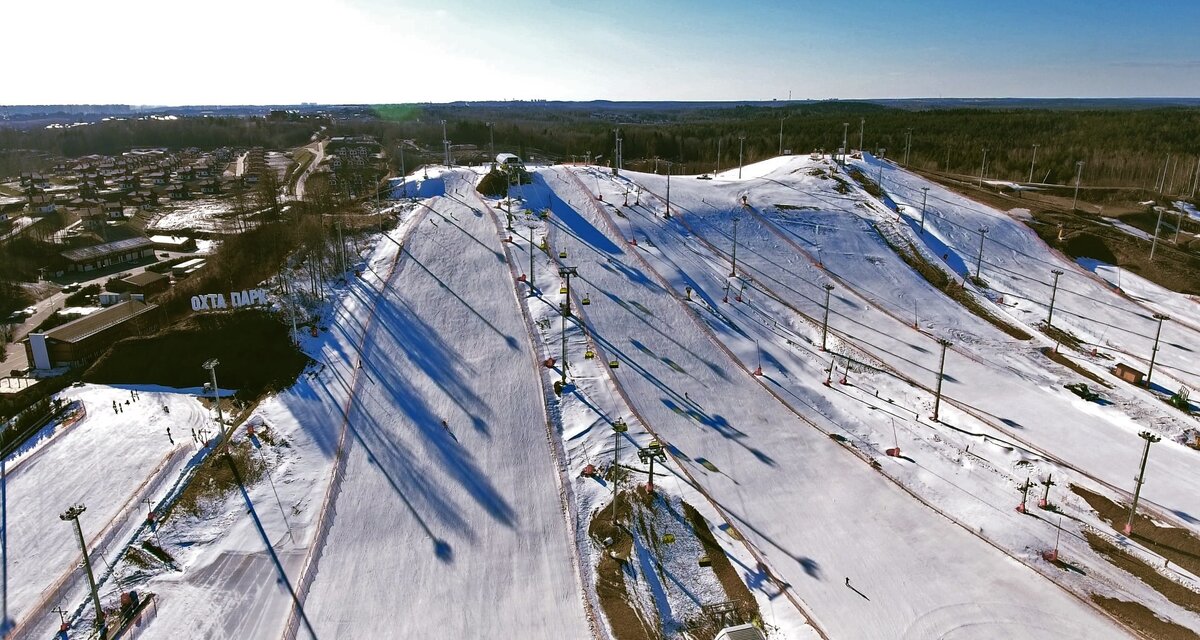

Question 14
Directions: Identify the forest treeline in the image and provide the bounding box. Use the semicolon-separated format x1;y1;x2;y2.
352;102;1200;193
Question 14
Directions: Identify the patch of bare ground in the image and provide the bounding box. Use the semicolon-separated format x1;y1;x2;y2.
1084;531;1200;617
167;439;264;520
1091;595;1199;640
681;502;761;637
1070;484;1200;579
1040;346;1111;388
589;490;659;640
877;231;1033;340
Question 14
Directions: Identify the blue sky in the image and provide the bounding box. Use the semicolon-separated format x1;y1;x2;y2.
4;0;1198;104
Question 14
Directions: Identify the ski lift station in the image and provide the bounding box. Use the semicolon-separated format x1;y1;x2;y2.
496;152;523;168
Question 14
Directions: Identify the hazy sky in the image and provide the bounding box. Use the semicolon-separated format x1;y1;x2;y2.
5;0;1199;105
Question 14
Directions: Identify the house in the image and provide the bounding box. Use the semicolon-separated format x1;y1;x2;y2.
166;183;190;200
197;179;221;195
29;192;57;214
23;300;160;369
1113;363;1145;386
149;234;196;251
121;270;170;296
60;237;156;272
103;201;125;218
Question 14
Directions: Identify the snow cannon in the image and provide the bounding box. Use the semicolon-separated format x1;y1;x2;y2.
505;235;513;243
517;274;527;282
247;423;256;437
310;326;319;337
1016;503;1026;514
582;464;597;478
753;365;763;376
559;250;568;259
629;238;638;246
543;357;557;368
1041;549;1058;563
885;447;901;457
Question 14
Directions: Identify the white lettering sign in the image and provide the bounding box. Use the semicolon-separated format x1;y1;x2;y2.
191;288;269;312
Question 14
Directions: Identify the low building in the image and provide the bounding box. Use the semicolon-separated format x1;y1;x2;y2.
121;270;170;296
1113;363;1144;386
61;237;156;272
149;234;196;251
23;299;160;370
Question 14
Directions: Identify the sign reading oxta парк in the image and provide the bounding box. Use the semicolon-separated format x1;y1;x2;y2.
191;288;270;311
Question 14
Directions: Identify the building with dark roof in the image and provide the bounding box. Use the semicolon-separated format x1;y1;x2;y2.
23;300;160;369
121;270;170;296
60;237;156;272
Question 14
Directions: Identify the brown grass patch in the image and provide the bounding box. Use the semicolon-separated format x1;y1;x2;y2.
1090;595;1200;640
1084;531;1200;616
169;440;264;519
589;491;658;640
681;503;760;635
1040;347;1111;388
879;232;1032;340
1070;484;1200;578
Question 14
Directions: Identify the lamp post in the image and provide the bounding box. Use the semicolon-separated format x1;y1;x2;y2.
903;128;913;166
974;226;989;279
486;121;495;165
1072;161;1084;210
60;504;104;628
664;161;673;219
932;338;952;421
841;122;849;165
919;186;929;234
730;214;740;276
820;284;835;351
1125;431;1161;535
440;119;450;167
859;118;865;153
1145;313;1169;388
978;148;988;187
778;115;788;156
738;135;746;179
1150;206;1166;261
715;137;722;176
1028;144;1039;183
1047;269;1064;326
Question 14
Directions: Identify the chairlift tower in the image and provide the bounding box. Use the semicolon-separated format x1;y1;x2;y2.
203;358;223;440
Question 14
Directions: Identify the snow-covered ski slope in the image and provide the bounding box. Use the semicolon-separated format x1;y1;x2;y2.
534;166;1132;638
4;386;204;636
300;171;591;638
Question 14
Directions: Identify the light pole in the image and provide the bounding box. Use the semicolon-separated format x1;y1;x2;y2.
1047;269;1064;326
60;504;104;628
730;213;740;276
715;137;722;176
919;186;929;234
1145;313;1169;388
560;313;568;386
841;122;849;165
440;119;450;167
820;283;835;351
978;148;988;187
1150;206;1166;261
486;122;495;165
1072;161;1084;210
1028;144;1039;183
738;135;746;179
1125;431;1161;535
527;228;537;294
613;128;622;176
903;128;913;166
664;161;673;219
778;115;788;156
974;226;989;279
932;338;952;421
203;358;223;442
859;118;865;153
